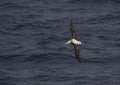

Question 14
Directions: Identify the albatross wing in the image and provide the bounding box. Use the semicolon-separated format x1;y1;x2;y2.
73;44;80;62
68;20;81;62
70;20;77;39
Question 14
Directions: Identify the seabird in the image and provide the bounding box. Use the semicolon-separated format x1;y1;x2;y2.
65;20;82;62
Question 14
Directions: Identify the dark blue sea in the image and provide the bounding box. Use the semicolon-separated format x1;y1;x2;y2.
0;0;120;85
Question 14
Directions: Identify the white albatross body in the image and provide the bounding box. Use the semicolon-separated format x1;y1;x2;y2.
65;39;82;45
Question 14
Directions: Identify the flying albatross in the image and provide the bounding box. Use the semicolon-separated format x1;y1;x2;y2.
65;20;82;62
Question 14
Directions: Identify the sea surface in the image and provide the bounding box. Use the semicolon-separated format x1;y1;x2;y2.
0;0;120;85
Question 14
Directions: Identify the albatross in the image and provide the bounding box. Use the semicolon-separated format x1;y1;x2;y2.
65;20;82;62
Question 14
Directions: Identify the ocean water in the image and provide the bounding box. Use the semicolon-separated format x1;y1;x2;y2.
0;0;120;85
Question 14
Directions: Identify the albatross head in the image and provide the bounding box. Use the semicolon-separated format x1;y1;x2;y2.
65;40;72;45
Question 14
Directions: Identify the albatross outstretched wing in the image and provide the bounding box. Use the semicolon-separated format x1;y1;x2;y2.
73;44;80;62
69;20;81;62
70;20;77;39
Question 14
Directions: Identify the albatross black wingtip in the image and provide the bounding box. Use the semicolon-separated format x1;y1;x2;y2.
76;57;81;63
78;59;81;63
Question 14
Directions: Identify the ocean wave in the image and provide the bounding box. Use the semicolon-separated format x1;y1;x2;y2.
0;74;17;85
25;53;50;62
25;53;73;62
0;2;19;7
0;2;28;9
97;35;111;40
85;13;120;24
0;29;24;36
23;0;51;5
67;0;120;4
81;56;120;63
0;54;23;61
110;0;120;3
